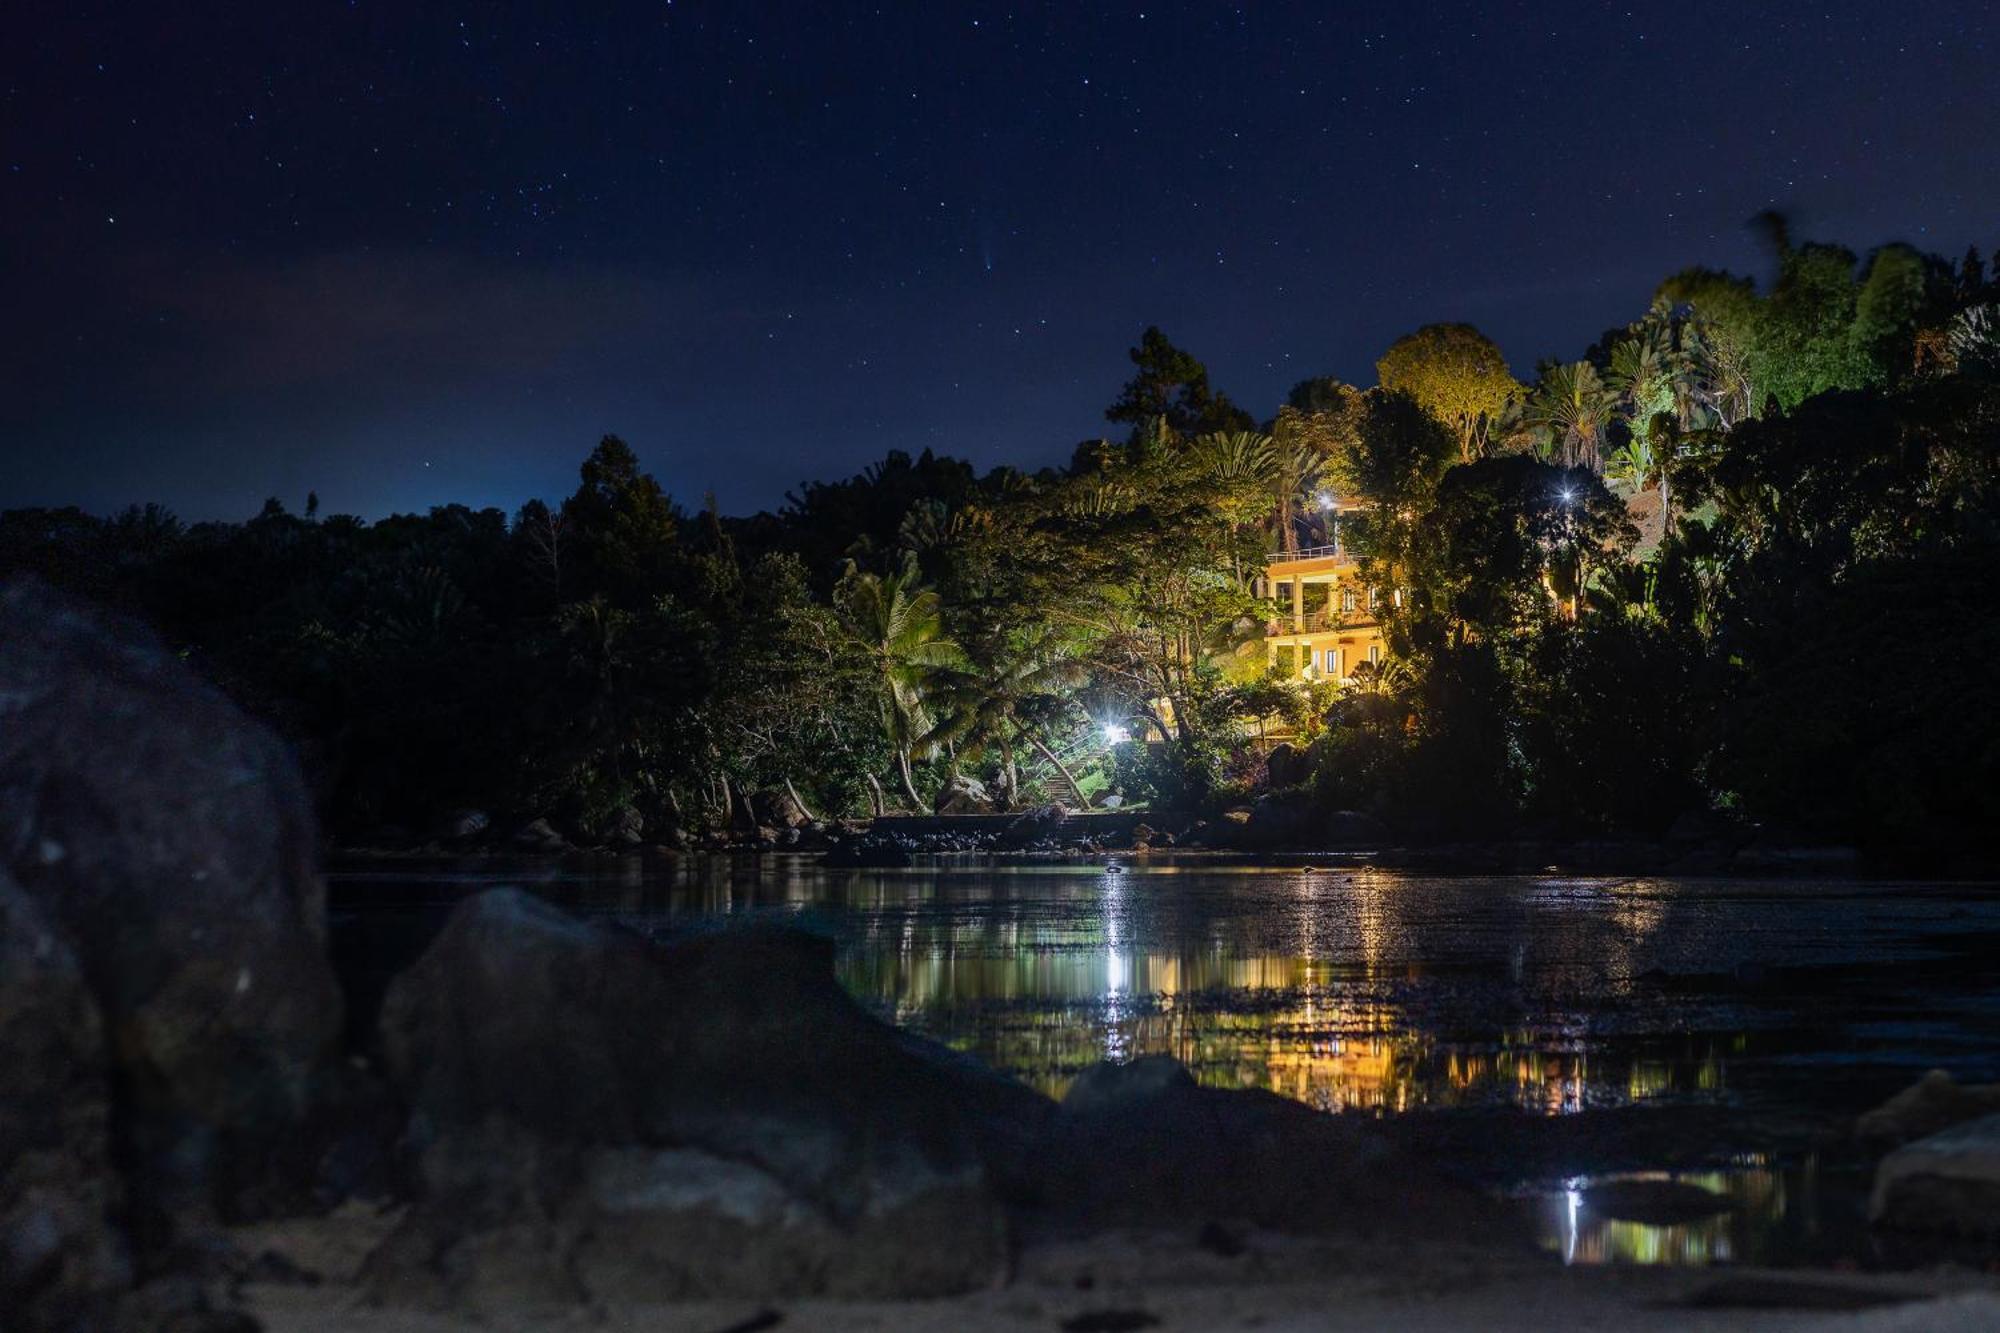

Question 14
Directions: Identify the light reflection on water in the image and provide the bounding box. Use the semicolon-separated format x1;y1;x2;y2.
1533;1162;1803;1266
330;855;2000;1266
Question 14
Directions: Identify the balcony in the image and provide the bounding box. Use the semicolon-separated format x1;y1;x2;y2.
1264;605;1378;637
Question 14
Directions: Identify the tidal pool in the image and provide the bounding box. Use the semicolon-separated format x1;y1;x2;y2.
329;854;2000;1268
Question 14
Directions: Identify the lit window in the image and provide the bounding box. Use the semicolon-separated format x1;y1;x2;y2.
1368;644;1382;664
1341;587;1358;614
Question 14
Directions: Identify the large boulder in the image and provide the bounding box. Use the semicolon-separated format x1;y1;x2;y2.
1030;1055;1509;1244
1871;1112;2000;1237
1858;1070;2000;1149
934;774;995;815
0;876;131;1333
999;803;1070;848
379;890;677;1141
366;1118;1003;1312
372;890;1043;1304
1323;809;1391;849
0;578;346;1225
749;788;811;830
1242;791;1314;848
1265;742;1312;789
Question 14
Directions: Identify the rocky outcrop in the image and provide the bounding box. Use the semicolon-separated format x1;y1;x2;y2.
1029;1056;1506;1243
0;876;130;1333
749;788;811;830
1264;742;1312;789
370;890;1041;1305
1323;809;1391;848
1858;1070;2000;1149
510;817;570;852
934;774;996;815
1871;1112;2000;1238
0;578;347;1227
1237;793;1389;851
1000;803;1071;848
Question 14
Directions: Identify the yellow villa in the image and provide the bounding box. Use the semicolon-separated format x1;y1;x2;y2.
1258;502;1387;686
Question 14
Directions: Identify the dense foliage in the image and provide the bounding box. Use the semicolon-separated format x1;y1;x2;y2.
6;225;1997;864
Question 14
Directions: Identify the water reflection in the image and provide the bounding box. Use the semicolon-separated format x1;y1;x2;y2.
1533;1161;1807;1266
330;855;2000;1266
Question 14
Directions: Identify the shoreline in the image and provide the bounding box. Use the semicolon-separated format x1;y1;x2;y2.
324;840;2000;884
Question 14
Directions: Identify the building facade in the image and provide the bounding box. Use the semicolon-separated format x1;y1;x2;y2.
1258;528;1387;686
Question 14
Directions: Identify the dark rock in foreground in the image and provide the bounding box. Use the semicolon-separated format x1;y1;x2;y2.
0;578;349;1230
371;889;1038;1303
366;890;1519;1312
1030;1056;1507;1244
1858;1070;2000;1149
1872;1113;2000;1238
0;875;130;1333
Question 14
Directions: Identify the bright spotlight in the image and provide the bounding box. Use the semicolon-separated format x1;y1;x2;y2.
1101;722;1129;744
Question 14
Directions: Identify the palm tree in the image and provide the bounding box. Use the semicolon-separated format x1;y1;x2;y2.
837;558;961;810
924;631;1088;808
1524;362;1616;471
1266;432;1329;556
1192;429;1275;485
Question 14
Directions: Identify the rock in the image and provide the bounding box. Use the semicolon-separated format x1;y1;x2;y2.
1242;792;1314;848
573;1143;997;1300
0;578;346;1226
1665;809;1749;847
824;838;912;868
1857;1070;2000;1148
1000;803;1070;848
1732;840;1863;875
605;804;645;846
934;774;995;815
371;890;1040;1305
749;789;810;830
1033;1055;1510;1244
437;809;489;842
0;875;132;1333
380;890;676;1142
1265;742;1312;789
366;1121;1003;1310
1323;809;1391;849
510;817;569;852
1871;1112;2000;1237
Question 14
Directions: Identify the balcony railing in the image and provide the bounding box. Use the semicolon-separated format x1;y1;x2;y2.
1269;542;1342;562
1264;606;1378;636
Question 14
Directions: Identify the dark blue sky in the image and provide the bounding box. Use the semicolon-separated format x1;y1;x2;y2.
4;2;1995;520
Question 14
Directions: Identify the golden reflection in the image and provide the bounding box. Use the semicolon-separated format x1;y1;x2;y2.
1539;1162;1795;1266
596;858;1744;1133
843;937;1738;1113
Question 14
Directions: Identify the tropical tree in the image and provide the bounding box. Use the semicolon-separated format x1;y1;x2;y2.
1104;326;1254;440
1375;323;1523;461
925;628;1088;807
1521;362;1616;471
836;557;962;810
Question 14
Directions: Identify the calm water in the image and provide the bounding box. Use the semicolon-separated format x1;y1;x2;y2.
329;854;2000;1268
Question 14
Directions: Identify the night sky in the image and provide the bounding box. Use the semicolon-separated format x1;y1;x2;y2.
4;3;1996;521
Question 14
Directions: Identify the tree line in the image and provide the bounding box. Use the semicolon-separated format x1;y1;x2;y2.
5;223;1997;864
